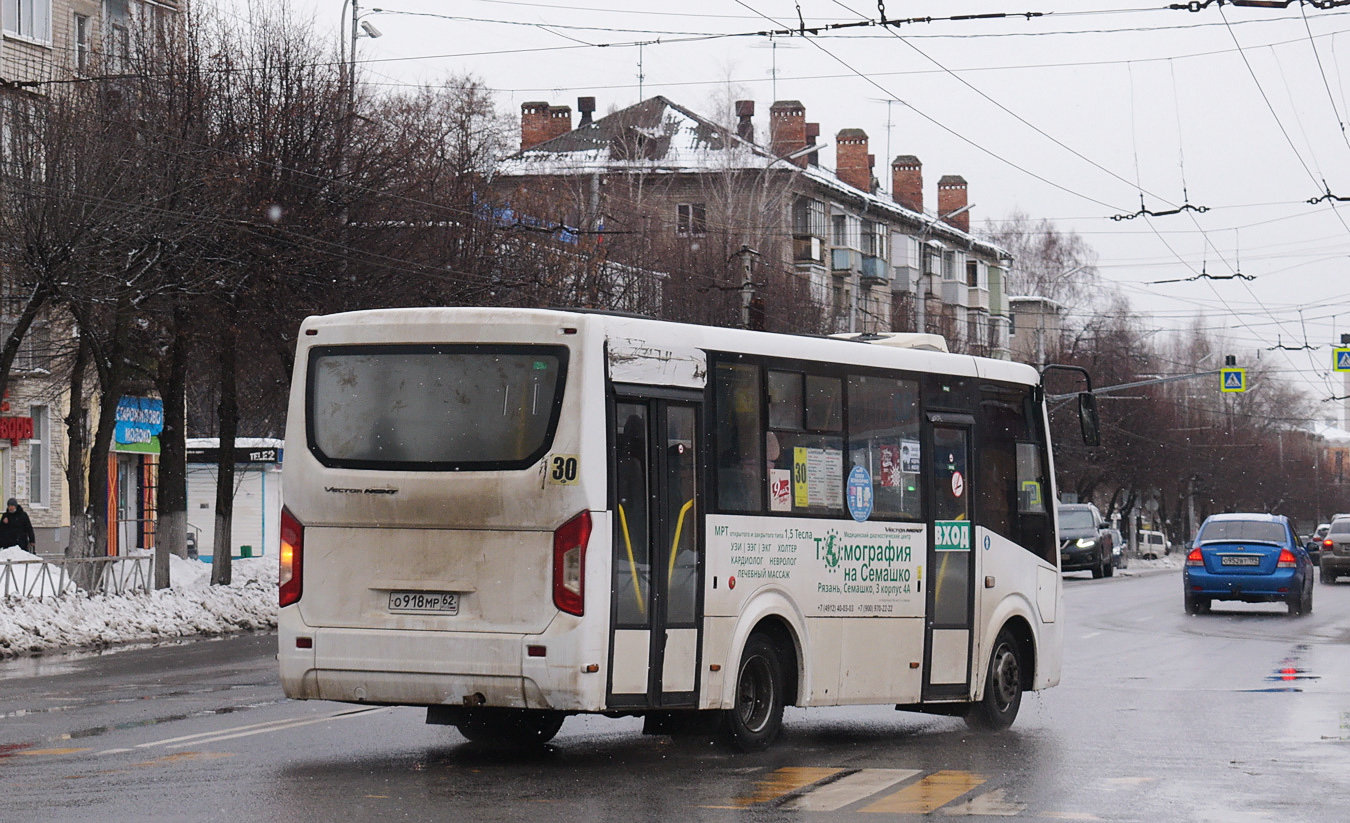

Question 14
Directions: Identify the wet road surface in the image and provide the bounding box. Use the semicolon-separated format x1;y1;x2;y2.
2;568;1348;822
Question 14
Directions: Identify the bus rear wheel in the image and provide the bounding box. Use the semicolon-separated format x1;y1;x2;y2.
455;708;565;746
964;628;1023;731
721;635;785;752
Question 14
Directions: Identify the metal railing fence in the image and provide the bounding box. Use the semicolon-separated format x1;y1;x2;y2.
1;555;154;600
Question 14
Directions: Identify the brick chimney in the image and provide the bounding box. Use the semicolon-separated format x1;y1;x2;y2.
735;100;754;143
892;155;922;213
770;100;807;166
937;175;969;232
577;96;596;127
835;129;870;192
521;101;553;150
545;104;572;142
805;122;820;166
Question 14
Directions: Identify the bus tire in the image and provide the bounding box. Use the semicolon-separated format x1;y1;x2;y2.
964;628;1023;731
721;635;785;752
455;708;565;746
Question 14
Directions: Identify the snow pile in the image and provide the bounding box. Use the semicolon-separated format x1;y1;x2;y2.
0;547;78;598
1118;551;1186;575
0;554;278;658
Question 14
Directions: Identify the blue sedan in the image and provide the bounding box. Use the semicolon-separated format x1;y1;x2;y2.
1184;513;1313;616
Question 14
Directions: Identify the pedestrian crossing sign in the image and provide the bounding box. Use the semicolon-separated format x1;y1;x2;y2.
1335;347;1350;372
1220;368;1246;393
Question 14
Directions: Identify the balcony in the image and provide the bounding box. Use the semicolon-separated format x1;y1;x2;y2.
860;255;888;284
831;248;859;276
793;234;824;263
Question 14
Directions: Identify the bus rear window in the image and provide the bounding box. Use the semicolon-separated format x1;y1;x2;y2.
306;345;568;470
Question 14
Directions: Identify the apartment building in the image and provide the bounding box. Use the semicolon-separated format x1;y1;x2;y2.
496;95;1011;357
0;1;175;553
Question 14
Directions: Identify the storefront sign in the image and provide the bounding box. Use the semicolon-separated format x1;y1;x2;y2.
114;397;164;446
0;415;34;444
186;446;281;465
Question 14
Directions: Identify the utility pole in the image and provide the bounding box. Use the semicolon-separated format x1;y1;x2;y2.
733;245;761;330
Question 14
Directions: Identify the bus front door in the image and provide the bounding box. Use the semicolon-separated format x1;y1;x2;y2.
609;397;702;709
923;417;976;700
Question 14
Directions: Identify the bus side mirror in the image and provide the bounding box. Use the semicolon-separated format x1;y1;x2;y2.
1078;392;1100;447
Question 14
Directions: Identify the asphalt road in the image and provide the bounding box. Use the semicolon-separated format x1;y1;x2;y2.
2;567;1349;822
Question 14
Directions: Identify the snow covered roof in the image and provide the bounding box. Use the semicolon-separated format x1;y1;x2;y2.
1312;422;1350;445
498;95;1007;260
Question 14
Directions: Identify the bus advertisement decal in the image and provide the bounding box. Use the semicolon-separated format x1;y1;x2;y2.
707;516;925;618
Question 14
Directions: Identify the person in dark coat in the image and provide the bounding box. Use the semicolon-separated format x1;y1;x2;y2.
0;498;36;552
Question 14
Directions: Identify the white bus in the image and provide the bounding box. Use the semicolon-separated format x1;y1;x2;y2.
278;308;1083;750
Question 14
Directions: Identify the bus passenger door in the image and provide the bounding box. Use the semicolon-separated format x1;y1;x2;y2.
923;417;976;701
609;396;702;709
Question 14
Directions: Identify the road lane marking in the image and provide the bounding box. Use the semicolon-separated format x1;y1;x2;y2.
134;706;388;750
728;767;843;807
861;770;987;814
939;787;1025;816
783;769;921;811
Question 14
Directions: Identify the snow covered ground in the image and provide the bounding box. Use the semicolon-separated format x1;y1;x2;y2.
0;549;277;659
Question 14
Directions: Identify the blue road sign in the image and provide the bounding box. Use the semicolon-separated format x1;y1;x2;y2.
1335;347;1350;372
1220;368;1246;393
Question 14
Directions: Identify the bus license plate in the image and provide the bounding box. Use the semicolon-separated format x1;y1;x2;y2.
1220;555;1261;566
388;591;459;614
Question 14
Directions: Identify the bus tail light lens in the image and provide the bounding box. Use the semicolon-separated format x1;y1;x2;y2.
1277;549;1297;568
1186;548;1203;566
553;511;591;616
279;507;303;607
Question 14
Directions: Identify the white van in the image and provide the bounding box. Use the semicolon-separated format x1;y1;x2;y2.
1139;530;1168;559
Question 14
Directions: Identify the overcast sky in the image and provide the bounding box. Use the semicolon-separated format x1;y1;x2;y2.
228;1;1350;413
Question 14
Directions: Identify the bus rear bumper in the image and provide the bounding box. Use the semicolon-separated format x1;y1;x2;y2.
278;620;606;712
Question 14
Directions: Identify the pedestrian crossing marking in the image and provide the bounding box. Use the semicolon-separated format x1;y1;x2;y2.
860;769;987;814
14;748;91;756
730;766;843;808
939;787;1026;816
783;768;921;811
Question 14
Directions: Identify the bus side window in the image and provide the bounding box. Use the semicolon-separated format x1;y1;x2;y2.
714;362;764;512
848;374;921;520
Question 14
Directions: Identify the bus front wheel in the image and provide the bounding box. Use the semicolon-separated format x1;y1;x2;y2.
456;708;565;746
721;635;785;752
964;628;1023;731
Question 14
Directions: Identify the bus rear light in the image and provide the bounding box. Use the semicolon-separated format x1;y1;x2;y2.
279;507;304;607
1186;548;1204;566
527;645;547;658
553;511;591;616
1277;549;1297;568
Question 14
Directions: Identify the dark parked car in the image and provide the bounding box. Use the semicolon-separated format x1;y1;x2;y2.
1184;513;1312;616
1321;519;1350;584
1058;502;1113;579
1305;522;1329;566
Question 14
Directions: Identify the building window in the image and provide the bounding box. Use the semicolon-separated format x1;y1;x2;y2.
676;203;706;237
832;214;859;250
862;221;887;258
28;404;47;507
792;197;828;237
942;251;956;281
2;0;51;41
74;13;90;73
